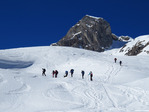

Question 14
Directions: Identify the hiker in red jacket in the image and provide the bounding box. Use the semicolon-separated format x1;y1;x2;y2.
55;70;58;78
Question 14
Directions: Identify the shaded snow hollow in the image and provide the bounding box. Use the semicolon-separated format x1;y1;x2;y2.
0;46;149;112
0;59;33;69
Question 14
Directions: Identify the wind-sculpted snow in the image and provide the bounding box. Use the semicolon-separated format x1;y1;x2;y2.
0;59;33;69
0;46;149;112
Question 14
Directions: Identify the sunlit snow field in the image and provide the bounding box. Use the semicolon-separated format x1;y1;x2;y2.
0;45;149;112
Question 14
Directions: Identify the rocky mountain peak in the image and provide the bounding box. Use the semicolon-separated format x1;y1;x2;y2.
53;15;113;52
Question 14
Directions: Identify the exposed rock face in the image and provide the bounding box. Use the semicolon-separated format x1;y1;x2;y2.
55;15;113;52
119;35;149;55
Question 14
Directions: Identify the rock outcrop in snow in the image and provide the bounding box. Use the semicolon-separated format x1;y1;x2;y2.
118;35;133;42
119;35;149;55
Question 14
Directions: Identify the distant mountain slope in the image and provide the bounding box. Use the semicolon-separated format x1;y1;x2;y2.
119;35;149;55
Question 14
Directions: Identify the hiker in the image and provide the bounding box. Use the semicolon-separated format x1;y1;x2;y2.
52;70;55;78
119;61;122;66
81;70;85;79
55;70;58;78
70;69;74;77
42;68;46;76
89;71;93;81
114;58;117;63
64;71;68;77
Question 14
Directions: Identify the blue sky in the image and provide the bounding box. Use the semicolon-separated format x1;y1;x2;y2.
0;0;149;49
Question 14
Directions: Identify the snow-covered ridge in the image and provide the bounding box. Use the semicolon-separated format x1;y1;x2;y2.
134;35;149;42
119;35;149;55
85;14;103;20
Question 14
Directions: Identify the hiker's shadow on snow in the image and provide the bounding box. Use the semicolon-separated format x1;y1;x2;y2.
0;59;33;69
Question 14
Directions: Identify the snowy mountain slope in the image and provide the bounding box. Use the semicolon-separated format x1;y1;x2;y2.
0;46;149;112
118;35;149;55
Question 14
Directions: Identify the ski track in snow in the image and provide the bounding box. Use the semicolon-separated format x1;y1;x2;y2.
118;86;149;106
99;60;149;112
1;70;147;112
104;62;122;83
84;83;102;111
99;62;123;110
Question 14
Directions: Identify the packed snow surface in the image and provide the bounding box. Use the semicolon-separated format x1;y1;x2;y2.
0;46;149;112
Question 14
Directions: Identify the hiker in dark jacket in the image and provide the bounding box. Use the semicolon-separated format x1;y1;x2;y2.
70;69;74;77
52;70;55;78
81;70;85;79
64;71;68;77
42;68;46;76
114;58;117;63
119;61;122;66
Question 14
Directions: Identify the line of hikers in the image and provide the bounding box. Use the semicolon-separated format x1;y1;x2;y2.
114;58;122;66
42;58;122;81
42;68;93;81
